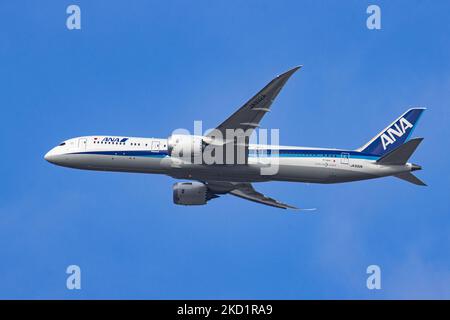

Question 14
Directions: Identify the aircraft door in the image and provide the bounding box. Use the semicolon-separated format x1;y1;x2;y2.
340;152;350;165
151;141;160;152
78;138;87;151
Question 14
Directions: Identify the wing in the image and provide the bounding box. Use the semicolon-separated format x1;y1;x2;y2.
206;66;302;138
229;183;298;209
206;181;299;210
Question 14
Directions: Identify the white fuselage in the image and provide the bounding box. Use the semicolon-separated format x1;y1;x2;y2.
44;135;416;184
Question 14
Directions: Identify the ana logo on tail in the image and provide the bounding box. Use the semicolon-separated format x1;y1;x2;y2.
380;117;413;150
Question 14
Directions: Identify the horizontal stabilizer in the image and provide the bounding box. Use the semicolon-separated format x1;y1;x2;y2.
394;172;427;186
377;138;423;165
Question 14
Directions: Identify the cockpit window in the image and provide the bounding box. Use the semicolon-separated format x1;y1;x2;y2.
59;142;66;146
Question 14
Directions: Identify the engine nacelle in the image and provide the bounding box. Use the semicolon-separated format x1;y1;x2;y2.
173;182;209;206
167;134;203;160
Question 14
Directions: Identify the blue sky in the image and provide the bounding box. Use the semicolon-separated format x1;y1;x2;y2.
0;1;449;299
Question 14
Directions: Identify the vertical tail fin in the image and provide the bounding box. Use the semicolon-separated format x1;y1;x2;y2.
357;108;425;156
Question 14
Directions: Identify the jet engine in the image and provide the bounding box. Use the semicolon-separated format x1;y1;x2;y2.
167;134;203;160
172;182;217;206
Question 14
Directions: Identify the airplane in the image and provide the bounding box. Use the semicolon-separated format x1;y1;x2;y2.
44;66;426;209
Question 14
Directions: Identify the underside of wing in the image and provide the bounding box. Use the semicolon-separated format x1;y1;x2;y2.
205;181;299;210
229;184;298;209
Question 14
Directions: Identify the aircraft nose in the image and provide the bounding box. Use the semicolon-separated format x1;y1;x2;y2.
44;150;52;162
44;148;57;164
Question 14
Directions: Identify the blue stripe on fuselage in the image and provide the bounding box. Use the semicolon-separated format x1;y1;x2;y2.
248;149;379;160
70;149;379;160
